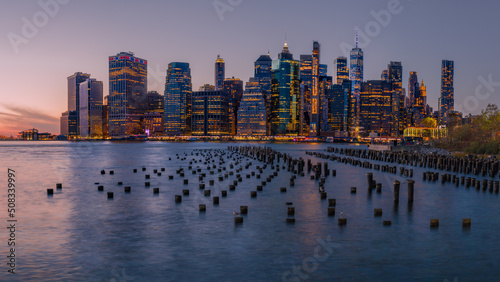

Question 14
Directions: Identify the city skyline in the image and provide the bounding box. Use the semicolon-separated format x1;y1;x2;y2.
2;0;500;136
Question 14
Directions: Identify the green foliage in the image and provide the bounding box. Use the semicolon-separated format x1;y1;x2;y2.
437;104;500;155
421;117;437;128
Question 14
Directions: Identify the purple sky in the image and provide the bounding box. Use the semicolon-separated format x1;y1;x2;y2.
1;0;499;136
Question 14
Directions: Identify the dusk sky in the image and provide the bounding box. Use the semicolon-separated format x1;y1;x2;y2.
1;0;499;136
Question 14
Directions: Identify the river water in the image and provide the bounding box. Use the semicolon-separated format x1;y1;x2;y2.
0;141;498;281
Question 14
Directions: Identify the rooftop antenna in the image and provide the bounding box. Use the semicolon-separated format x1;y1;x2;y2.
355;27;359;48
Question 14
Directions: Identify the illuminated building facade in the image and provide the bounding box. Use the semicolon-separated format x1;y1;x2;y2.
237;78;267;136
408;71;418;108
199;84;215;91
108;52;147;137
299;54;312;135
271;41;300;136
310;41;320;136
388;61;403;135
440;60;454;121
328;80;352;132
222;77;243;135
164;62;192;136
79;78;103;138
215;55;225;91
146;91;164;113
143;112;164;136
191;90;230;136
334;57;349;84
359;80;400;137
254;53;272;94
319;75;333;133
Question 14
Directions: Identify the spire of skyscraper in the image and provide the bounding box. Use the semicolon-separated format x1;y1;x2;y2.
355;27;359;49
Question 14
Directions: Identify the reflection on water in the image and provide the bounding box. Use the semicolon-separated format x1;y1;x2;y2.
0;141;499;281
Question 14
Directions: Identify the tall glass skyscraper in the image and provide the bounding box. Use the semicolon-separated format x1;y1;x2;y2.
254;53;272;94
408;71;418;108
334;57;349;84
440;60;454;121
328;80;351;132
349;32;364;97
164;62;192;136
67;72;90;137
349;30;364;131
108;52;147;137
237;78;267;136
271;41;300;136
311;41;320;136
388;61;403;135
215;55;225;91
359;80;399;137
79;78;103;138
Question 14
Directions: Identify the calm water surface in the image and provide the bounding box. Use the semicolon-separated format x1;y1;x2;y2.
0;141;499;281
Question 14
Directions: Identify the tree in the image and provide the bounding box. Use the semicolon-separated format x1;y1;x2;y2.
421;117;437;128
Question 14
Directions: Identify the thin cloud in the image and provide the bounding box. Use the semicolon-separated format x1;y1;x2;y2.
0;105;60;136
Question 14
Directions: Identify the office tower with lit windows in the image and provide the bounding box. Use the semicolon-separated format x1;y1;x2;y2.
388;61;403;134
310;41;321;136
350;31;364;97
254;53;272;94
164;62;192;136
215;55;225;91
108;52;147;137
319;64;327;77
299;54;312;135
381;69;389;82
237;78;267;136
146;91;164;113
440;60;454;121
416;80;427;115
349;30;364;132
191;90;230;136
359;80;400;137
271;41;301;136
143;91;164;136
79;78;103;138
67;72;91;137
319;75;333;133
328;80;352;132
222;77;243;135
408;71;418;108
334;57;349;84
199;84;215;91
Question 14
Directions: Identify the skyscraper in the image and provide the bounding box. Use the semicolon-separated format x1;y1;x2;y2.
381;69;389;82
191;90;230;136
408;71;418;108
440;60;454;121
164;62;192;136
271;41;300;135
237;78;267;136
359;80;400;137
254;53;272;94
215;55;225;91
349;30;364;97
349;29;364;131
299;54;312;135
311;41;320;136
79;78;103;138
334;57;349;84
67;72;90;136
328;80;351;132
108;52;147;137
388;61;403;135
222;77;243;135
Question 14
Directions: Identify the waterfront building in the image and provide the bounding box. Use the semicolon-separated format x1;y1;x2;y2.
299;54;312;135
108;52;147;137
311;41;320;136
388;61;403;135
79;78;103;138
164;62;192;136
408;71;418;108
191;90;230;136
237;78;267;136
328;80;352;132
254;53;272;94
66;72;90;137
